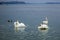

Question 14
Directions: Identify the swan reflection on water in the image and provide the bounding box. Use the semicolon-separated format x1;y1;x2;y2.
38;28;49;40
38;28;49;35
14;27;26;32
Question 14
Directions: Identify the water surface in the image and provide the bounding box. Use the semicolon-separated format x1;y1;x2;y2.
0;4;60;40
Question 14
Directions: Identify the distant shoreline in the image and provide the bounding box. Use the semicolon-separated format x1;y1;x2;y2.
0;1;60;5
45;2;60;4
0;1;26;4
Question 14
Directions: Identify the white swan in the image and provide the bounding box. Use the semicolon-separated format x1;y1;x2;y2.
14;20;26;28
38;17;48;30
14;20;27;31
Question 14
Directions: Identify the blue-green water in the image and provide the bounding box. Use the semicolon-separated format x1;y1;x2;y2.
0;4;60;40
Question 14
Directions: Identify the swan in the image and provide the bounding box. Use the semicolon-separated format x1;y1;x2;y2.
14;20;26;28
38;17;48;30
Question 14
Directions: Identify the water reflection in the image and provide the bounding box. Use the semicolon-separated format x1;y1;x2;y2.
39;29;48;35
38;28;49;40
14;27;26;32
